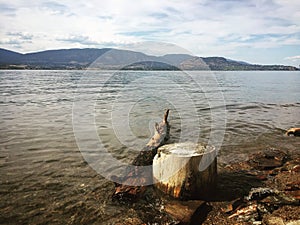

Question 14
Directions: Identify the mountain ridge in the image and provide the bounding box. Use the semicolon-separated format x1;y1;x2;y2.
0;48;298;71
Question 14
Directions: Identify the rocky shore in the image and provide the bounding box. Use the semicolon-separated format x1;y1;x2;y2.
1;148;299;225
114;148;300;225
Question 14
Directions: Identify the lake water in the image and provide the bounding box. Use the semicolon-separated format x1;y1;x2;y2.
0;70;299;224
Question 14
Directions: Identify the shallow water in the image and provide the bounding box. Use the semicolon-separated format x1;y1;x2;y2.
0;70;299;224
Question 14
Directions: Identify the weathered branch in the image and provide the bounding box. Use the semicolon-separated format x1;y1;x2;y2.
112;109;170;201
286;127;300;136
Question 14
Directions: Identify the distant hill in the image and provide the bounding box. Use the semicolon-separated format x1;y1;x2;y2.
0;48;298;71
0;48;23;64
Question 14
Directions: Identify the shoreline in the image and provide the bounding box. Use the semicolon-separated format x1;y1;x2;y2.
1;147;299;224
111;148;300;224
1;67;299;71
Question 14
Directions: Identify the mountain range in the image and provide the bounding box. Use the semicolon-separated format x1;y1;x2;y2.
0;48;298;71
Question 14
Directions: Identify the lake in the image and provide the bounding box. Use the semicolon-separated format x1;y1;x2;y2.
0;70;299;224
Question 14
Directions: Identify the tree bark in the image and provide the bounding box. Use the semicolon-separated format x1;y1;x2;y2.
112;109;170;201
153;142;217;200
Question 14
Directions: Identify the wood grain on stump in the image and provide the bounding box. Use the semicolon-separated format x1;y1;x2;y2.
153;142;217;200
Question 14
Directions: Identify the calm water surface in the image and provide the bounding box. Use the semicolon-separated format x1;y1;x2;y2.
0;70;299;224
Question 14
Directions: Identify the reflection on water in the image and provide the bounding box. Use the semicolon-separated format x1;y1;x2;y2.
0;70;299;223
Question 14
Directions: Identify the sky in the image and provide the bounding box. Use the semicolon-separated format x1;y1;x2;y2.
0;0;300;67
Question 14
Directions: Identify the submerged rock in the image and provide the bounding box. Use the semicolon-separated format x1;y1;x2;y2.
247;149;288;170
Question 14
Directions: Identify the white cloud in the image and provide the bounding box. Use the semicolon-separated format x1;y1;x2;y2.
284;55;300;61
0;0;299;65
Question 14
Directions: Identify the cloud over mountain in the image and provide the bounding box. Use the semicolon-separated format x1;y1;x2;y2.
0;0;299;66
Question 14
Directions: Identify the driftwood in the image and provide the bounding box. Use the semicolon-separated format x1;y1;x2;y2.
286;127;300;136
112;109;170;201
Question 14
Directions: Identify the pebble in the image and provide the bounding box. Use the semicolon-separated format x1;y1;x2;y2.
253;221;262;225
265;216;285;225
291;165;300;173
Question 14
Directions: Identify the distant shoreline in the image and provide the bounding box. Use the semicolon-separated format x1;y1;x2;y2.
1;47;299;71
0;66;299;71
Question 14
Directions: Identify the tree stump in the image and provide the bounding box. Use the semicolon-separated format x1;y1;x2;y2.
153;142;217;200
